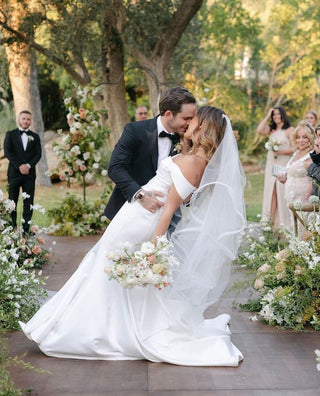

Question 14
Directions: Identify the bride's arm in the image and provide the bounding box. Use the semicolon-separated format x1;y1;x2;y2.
152;155;202;239
152;184;184;239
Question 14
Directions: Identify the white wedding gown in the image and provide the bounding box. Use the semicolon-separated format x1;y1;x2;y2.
21;156;243;366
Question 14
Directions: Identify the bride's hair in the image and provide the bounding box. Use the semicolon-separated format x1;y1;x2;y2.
191;106;226;161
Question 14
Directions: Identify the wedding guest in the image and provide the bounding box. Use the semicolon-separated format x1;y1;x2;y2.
135;105;148;121
278;120;315;234
304;125;320;197
3;110;41;234
305;110;318;128
257;106;294;227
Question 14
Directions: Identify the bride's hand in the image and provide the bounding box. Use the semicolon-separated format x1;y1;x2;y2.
139;190;165;213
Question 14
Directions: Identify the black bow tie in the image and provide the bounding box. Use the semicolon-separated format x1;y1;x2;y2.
20;130;29;135
159;131;180;143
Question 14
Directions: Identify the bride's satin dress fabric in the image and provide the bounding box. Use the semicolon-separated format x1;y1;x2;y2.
21;157;243;366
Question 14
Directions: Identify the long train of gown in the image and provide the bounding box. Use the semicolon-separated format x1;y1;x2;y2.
20;157;243;366
262;129;291;227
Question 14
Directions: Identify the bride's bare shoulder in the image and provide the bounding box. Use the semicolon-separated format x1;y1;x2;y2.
173;154;205;185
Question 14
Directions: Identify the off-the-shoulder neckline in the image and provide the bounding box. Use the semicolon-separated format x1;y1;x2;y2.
168;156;197;189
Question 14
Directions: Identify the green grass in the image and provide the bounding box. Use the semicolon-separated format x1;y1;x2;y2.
1;171;264;226
244;172;264;221
0;182;106;227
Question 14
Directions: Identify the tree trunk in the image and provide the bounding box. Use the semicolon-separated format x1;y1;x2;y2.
101;0;129;149
132;0;204;114
5;43;52;186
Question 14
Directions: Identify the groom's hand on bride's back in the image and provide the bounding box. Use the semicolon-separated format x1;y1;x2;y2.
138;190;165;213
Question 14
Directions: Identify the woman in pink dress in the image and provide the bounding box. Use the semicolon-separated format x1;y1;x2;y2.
257;107;294;227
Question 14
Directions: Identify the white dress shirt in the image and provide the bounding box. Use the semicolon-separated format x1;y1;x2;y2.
19;128;29;151
157;117;173;168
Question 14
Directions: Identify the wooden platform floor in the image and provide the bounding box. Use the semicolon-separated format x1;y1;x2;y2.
6;235;320;396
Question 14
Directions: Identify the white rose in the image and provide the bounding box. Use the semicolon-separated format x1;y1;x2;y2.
152;264;164;274
140;241;155;254
83;152;91;160
104;265;112;274
257;263;271;273
254;278;264;290
116;265;125;275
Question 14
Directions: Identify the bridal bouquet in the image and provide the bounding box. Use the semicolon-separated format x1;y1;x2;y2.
104;236;179;289
265;136;280;152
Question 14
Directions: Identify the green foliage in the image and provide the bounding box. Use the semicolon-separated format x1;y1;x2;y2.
236;218;320;330
0;189;52;330
0;331;50;396
47;187;112;236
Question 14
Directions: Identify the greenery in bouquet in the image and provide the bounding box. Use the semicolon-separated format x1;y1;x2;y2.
236;215;320;331
50;85;109;201
105;236;179;289
47;188;112;236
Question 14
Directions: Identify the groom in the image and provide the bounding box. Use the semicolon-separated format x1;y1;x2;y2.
4;110;42;233
104;86;196;221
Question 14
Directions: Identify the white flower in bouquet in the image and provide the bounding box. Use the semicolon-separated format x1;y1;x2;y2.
265;137;280;152
0;189;4;201
140;240;156;254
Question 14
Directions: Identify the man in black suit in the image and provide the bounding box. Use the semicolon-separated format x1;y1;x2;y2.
104;86;196;221
4;110;42;233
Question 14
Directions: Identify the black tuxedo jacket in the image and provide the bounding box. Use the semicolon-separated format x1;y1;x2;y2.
105;117;160;220
4;128;42;179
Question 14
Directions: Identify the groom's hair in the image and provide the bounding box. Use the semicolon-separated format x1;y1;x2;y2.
159;86;195;116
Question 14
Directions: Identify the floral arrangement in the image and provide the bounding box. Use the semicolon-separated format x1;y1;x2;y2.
104;236;179;289
0;189;53;330
265;136;280;152
236;211;320;331
50;86;109;201
0;189;15;231
47;188;112;236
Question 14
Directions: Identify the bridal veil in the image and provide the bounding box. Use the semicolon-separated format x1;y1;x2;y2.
168;114;246;320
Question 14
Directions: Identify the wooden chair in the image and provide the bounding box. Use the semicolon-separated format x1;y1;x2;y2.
288;203;320;236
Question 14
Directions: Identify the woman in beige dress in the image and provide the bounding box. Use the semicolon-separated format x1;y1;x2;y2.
257;106;294;227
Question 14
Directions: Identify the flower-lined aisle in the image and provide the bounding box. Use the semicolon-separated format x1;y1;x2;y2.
236;209;320;331
0;190;52;331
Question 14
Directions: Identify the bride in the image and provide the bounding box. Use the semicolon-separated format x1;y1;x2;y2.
20;106;246;366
